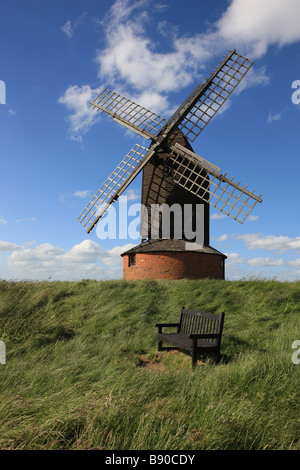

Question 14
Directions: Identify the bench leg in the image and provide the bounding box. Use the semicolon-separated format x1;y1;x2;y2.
158;338;163;352
192;341;197;368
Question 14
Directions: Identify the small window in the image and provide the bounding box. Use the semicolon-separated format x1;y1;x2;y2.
129;253;136;267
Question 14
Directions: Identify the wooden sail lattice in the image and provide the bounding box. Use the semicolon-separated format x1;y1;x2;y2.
78;144;149;233
168;144;262;223
176;51;253;142
90;89;167;139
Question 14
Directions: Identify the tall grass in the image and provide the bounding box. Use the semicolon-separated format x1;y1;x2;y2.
0;279;299;449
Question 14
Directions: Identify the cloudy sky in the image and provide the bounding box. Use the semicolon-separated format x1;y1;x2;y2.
1;0;300;281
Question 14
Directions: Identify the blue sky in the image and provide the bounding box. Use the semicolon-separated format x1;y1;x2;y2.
0;0;300;281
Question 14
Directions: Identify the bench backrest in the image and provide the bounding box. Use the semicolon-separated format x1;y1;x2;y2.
178;307;225;343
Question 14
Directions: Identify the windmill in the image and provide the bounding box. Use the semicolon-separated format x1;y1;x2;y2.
78;50;262;280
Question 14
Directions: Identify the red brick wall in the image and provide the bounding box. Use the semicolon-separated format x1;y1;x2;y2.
122;251;225;280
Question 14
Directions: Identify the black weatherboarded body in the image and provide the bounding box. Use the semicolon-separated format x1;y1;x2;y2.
156;307;225;368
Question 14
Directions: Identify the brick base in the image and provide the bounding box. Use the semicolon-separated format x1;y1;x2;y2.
122;251;225;280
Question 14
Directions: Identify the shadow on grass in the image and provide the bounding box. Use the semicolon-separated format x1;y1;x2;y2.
32;325;76;348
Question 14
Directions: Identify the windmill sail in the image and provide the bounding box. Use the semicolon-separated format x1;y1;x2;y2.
169;143;262;223
90;89;167;140
164;50;253;143
78;144;153;233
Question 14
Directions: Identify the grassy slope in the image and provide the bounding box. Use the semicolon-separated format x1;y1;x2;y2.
0;278;299;450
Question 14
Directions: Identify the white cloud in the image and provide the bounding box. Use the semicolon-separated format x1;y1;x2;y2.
0;239;131;281
216;0;300;58
73;190;90;198
227;250;289;267
96;25;207;95
59;0;300;139
131;91;171;116
0;241;19;252
234;66;271;94
61;13;88;39
288;258;300;268
95;0;277;104
15;217;36;223
218;233;300;280
267;111;281;124
101;243;135;266
96;0;298;103
2;235;300;281
123;188;140;201
247;257;285;267
61;20;73;38
235;233;300;251
248;215;259;222
61;14;87;39
0;218;7;225
91;0;214;116
101;0;149;29
225;252;245;264
58;84;102;140
61;240;102;264
216;234;228;242
223;253;300;281
211;213;226;220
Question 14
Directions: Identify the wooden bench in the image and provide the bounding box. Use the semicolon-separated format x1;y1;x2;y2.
155;307;225;367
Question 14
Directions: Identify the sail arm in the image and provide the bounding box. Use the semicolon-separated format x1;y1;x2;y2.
169;144;262;223
78;143;158;233
162;50;253;143
90;89;167;141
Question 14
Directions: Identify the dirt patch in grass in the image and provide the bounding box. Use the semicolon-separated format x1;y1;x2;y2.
137;352;167;372
136;350;205;371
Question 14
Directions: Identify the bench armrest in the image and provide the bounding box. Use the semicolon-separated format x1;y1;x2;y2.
189;333;220;340
156;323;180;333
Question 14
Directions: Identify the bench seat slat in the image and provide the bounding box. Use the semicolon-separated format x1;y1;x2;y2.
158;333;193;351
158;333;218;351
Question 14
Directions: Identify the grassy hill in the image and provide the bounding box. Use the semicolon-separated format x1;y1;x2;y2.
0;278;299;450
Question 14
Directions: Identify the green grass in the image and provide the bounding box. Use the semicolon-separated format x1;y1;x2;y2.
0;278;299;450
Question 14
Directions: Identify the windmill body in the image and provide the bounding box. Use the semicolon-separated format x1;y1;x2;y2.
140;128;210;245
78;50;262;280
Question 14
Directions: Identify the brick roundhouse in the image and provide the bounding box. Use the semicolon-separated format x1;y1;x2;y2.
122;239;226;280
